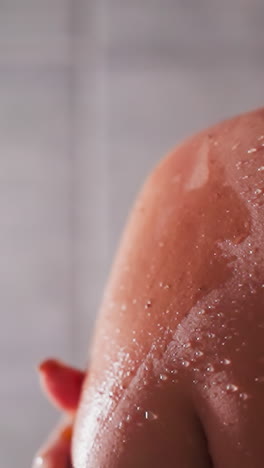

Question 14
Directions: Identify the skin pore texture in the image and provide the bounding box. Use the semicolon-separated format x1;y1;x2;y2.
34;108;264;468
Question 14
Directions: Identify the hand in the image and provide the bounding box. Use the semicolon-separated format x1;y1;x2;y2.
32;359;85;467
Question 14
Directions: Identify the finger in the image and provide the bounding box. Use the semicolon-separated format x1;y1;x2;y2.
32;418;73;468
38;359;85;413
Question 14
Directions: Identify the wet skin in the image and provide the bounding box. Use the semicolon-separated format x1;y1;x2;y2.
34;108;264;467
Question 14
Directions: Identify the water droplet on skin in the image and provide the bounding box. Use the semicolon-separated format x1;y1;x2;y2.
183;342;191;349
145;410;158;421
258;166;264;172
159;374;168;381
159;281;171;289
145;300;152;309
194;336;202;342
207;332;216;338
181;360;190;367
198;309;206;315
194;350;204;358
206;364;215;373
258;135;264;141
172;377;179;384
248;148;257;154
226;383;239;393
255;376;264;383
126;414;132;422
118;421;123;429
254;188;263;196
239;392;250;401
222;358;231;365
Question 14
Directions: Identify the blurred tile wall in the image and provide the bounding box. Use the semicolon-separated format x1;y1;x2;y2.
1;1;264;466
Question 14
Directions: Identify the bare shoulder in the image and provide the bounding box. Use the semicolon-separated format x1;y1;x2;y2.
74;108;264;468
94;106;264;359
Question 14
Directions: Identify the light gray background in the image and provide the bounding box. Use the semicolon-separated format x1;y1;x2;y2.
1;1;264;466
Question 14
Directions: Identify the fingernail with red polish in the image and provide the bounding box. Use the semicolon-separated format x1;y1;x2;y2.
38;359;85;412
